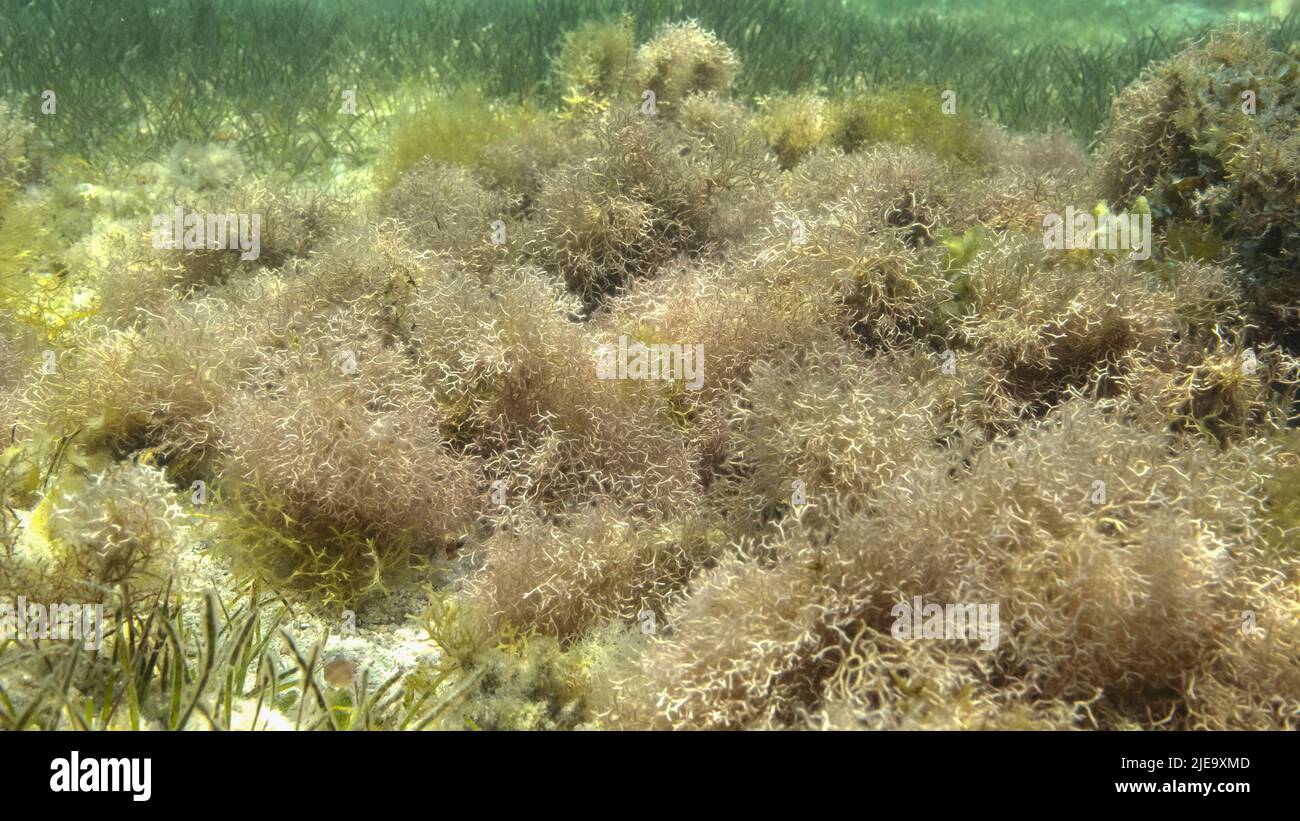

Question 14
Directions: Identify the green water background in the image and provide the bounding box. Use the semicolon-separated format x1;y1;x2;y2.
0;0;1295;173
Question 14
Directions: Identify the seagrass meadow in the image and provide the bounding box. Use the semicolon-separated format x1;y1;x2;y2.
0;0;1299;731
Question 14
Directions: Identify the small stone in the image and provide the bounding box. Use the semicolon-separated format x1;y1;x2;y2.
324;657;356;689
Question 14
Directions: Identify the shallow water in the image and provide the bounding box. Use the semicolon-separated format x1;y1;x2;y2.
0;0;1298;737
